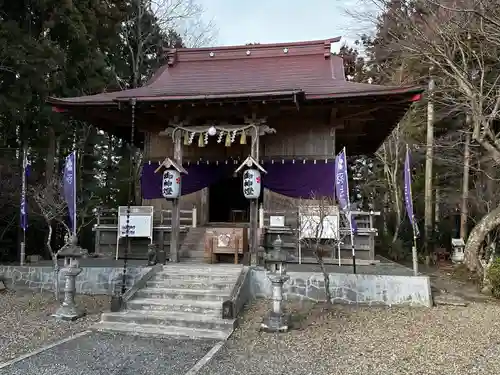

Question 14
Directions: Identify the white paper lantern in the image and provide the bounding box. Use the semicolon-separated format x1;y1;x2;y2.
242;168;261;199
162;169;181;199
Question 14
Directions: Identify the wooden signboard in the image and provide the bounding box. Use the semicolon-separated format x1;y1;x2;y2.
115;206;154;259
204;227;248;264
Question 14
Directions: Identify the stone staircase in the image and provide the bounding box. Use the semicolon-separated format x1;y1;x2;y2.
179;227;207;261
93;264;244;340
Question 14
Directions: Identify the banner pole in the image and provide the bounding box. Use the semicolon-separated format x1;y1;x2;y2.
20;145;27;266
349;213;356;274
73;151;77;237
343;147;356;274
412;217;418;276
405;144;418;276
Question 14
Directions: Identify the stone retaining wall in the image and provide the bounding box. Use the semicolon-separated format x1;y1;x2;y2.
0;265;432;307
0;265;150;295
249;269;432;307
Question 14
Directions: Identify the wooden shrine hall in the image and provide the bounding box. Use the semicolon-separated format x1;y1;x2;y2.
48;37;423;265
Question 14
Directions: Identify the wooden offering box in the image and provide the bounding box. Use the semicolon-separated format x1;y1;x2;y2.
204;227;248;264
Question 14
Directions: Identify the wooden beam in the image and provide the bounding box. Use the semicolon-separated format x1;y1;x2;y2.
170;129;183;263
249;120;261;266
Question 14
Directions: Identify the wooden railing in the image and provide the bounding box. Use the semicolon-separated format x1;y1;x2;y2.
259;205;381;261
92;207;197;257
258;206;379;233
94;207;197;229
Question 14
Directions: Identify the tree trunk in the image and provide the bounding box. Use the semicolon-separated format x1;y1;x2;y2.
424;74;435;259
45;126;56;185
314;247;332;305
460;128;471;239
464;205;500;275
46;223;60;301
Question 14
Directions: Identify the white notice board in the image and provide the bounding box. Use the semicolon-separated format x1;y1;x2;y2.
115;206;154;259
299;206;339;240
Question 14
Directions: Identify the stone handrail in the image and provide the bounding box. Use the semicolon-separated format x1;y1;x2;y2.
222;267;250;320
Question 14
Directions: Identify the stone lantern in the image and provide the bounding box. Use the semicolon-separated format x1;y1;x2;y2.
451;238;465;264
52;236;87;321
260;235;291;333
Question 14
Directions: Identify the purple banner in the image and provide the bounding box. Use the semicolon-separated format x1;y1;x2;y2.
262;160;335;198
63;151;76;234
141;162;229;199
349;212;358;234
404;147;419;236
335;149;357;234
141;160;336;200
335;149;349;210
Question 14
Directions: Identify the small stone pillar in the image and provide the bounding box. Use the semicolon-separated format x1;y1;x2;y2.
260;235;291;333
52;236;87;321
147;243;158;266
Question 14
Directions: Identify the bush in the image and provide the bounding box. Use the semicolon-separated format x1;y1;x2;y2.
486;257;500;298
378;233;407;261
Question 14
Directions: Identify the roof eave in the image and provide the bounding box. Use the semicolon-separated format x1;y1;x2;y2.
113;90;306;103
305;86;425;101
47;97;117;107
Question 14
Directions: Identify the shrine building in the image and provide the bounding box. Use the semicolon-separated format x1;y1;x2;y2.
48;37;423;265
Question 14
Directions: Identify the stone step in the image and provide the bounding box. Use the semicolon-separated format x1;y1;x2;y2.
92;321;231;340
161;264;242;272
180;249;202;252
136;287;230;301
180;256;205;261
180;247;204;253
181;250;205;258
433;294;468;306
158;266;242;274
180;243;204;248
101;310;235;331
154;271;241;283
126;298;223;315
146;279;233;290
179;259;207;264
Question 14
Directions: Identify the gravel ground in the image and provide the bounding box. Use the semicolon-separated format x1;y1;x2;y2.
0;332;216;375
0;290;108;364
199;299;500;375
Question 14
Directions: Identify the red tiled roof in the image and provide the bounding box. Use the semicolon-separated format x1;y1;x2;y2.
48;37;422;106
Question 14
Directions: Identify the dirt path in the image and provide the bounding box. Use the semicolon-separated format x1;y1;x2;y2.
420;263;495;305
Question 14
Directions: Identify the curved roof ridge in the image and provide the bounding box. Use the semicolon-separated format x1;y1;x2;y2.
165;37;341;53
164;37;341;64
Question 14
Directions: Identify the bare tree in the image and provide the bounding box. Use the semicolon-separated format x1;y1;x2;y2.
297;196;350;304
351;0;500;285
460;120;472;239
30;178;94;300
376;124;404;243
121;0;216;89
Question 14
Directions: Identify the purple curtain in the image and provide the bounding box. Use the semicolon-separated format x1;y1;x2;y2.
141;162;230;199
141;160;334;200
262;160;335;199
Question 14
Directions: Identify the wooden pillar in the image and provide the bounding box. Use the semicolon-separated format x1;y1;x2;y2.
331;127;336;159
249;126;260;265
368;212;375;261
170;130;182;262
201;187;209;225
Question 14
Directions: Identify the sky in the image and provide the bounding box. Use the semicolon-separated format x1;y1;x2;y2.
197;0;376;52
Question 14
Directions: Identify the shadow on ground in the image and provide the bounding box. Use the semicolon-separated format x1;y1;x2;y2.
0;332;216;375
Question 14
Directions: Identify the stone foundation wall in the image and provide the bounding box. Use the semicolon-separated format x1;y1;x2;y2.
0;265;150;295
249;269;432;307
0;264;432;307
